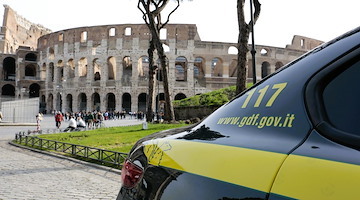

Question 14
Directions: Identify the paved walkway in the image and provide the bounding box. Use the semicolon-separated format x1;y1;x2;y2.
0;114;144;200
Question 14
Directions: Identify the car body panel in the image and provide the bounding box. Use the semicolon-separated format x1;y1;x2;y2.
117;27;360;200
269;131;360;200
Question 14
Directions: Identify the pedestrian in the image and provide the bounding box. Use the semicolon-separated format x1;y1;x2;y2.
55;111;63;128
36;112;43;131
0;110;3;122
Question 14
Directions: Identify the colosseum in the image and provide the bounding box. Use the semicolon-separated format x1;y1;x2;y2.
0;5;323;114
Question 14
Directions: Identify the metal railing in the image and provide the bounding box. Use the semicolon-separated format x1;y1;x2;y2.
14;133;128;169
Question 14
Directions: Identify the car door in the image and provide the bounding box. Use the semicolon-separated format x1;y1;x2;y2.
268;46;360;200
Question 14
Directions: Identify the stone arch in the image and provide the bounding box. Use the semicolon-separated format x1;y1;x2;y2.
194;57;205;79
3;57;16;80
78;57;88;77
48;93;54;112
66;94;73;112
175;56;187;81
93;58;101;81
92;92;101;111
122;56;132;85
138;93;147;112
108;56;116;80
261;61;271;78
228;46;238;55
56;92;62;111
29;83;40;97
229;59;238;77
109;27;116;37
211;57;223;77
1;84;15;97
138;56;149;80
107;93;116;111
275;61;284;70
78;93;87;112
25;53;37;61
48;48;55;60
49;62;55;82
41;63;47;80
40;95;46;113
57;60;64;81
25;64;37;77
122;93;132;112
67;59;75;78
260;48;270;56
175;93;187;100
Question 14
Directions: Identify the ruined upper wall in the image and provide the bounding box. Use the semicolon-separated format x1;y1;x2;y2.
37;23;200;51
0;5;51;54
286;35;323;51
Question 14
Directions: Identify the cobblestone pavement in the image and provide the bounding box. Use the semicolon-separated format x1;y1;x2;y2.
0;115;145;200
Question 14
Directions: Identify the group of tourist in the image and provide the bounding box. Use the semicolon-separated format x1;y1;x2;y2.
51;110;147;132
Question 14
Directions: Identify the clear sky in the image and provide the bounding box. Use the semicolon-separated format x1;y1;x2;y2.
1;0;359;48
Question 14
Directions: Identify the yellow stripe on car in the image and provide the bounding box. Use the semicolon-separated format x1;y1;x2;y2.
143;139;287;193
271;154;360;200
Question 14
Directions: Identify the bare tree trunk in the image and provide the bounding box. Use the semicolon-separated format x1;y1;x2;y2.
146;40;156;122
236;0;261;95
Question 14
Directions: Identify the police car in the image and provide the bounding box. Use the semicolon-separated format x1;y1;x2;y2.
117;26;360;200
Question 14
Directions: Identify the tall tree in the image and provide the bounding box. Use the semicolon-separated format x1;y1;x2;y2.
138;0;180;122
236;0;261;94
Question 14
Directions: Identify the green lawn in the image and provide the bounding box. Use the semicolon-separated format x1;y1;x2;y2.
38;123;189;153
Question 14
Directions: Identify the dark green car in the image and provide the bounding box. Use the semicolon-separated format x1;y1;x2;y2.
117;26;360;200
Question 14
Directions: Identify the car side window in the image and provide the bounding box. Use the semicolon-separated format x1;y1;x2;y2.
322;60;360;135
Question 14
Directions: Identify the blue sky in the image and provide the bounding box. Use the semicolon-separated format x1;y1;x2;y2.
1;0;359;48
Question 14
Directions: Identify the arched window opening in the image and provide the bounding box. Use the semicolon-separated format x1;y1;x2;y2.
175;56;187;81
275;62;284;71
25;64;37;77
108;56;116;80
57;60;64;81
93;59;101;81
48;94;54;112
1;84;15;97
228;46;238;55
138;56;149;81
81;31;88;43
122;56;132;85
122;93;132;112
66;94;73;113
25;53;37;61
79;58;88;77
48;48;55;60
3;57;16;80
109;28;116;37
67;59;75;78
260;48;269;56
138;93;147;113
59;33;64;42
229;59;238;77
194;57;205;79
49;63;55;82
107;93;116;111
125;27;132;36
29;83;40;97
261;61;271;78
211;58;223;77
56;92;62;112
78;93;87;112
175;93;187;100
92;93;101;111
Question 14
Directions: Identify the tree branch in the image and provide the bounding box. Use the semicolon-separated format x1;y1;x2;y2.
160;0;180;29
